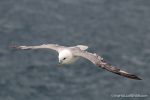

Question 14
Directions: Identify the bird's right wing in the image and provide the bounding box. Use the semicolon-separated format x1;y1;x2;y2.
11;44;65;52
73;49;141;80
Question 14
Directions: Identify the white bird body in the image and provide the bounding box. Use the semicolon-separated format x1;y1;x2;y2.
58;45;88;64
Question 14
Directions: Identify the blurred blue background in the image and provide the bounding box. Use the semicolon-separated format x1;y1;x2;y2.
0;0;150;100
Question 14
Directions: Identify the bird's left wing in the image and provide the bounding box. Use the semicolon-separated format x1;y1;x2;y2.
73;49;141;80
11;44;65;53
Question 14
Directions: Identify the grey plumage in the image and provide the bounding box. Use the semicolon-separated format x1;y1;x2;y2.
12;44;65;52
73;49;141;80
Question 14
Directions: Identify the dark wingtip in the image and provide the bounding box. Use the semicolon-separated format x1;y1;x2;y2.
128;74;142;80
133;76;142;80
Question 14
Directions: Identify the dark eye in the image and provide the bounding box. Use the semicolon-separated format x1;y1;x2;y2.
63;58;66;60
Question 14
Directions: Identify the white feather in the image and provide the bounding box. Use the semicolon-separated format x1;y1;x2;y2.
76;45;88;50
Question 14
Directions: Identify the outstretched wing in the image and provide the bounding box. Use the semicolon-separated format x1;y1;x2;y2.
11;44;65;52
73;50;141;80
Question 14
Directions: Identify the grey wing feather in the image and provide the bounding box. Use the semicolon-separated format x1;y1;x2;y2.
73;50;141;80
11;44;65;52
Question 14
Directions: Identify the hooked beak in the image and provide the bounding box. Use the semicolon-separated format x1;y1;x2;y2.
58;60;63;65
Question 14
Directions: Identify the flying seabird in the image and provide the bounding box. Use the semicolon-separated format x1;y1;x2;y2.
12;44;141;80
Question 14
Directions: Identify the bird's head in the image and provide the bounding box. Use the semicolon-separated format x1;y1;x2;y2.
58;49;73;64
